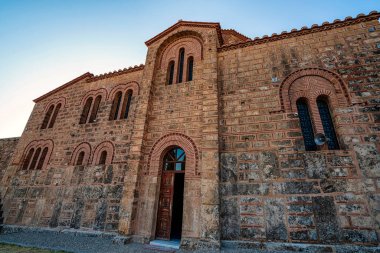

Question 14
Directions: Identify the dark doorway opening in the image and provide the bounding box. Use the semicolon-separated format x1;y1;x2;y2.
170;173;184;239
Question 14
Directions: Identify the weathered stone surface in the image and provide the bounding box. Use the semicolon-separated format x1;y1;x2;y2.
259;151;280;180
354;144;380;177
274;182;320;194
221;153;238;183
220;197;240;239
303;153;329;179
312;196;340;242
265;198;287;241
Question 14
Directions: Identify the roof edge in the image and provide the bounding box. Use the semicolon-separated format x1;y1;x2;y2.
219;11;380;52
145;20;223;46
34;72;94;103
87;64;144;82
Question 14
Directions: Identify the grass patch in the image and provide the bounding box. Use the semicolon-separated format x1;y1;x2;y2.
0;243;70;253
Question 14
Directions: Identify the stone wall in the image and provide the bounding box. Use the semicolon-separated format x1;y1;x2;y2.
219;17;380;245
1;12;379;249
1;69;143;232
0;137;19;187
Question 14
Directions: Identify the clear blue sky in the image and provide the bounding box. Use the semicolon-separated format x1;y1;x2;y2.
0;0;378;138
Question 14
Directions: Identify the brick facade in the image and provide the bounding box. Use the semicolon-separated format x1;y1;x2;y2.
1;11;379;249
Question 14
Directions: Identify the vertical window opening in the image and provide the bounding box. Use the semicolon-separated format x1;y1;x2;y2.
187;56;194;82
167;61;175;85
41;105;55;129
76;151;85;166
29;148;42;170
317;96;339;150
177;48;185;83
110;91;122;120
80;97;93;124
22;148;35;170
48;103;61;128
121;91;133;119
89;95;101;123
296;98;317;151
36;147;48;170
99;150;107;165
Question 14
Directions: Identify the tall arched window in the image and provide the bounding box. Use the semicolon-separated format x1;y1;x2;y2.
76;151;85;166
317;96;339;150
177;48;185;83
41;105;55;129
36;147;48;170
89;95;102;123
163;146;186;171
187;56;194;82
80;97;93;124
48;103;61;128
167;61;175;85
121;90;133;120
99;151;107;165
29;148;41;170
22;148;34;170
110;91;122;120
296;98;317;151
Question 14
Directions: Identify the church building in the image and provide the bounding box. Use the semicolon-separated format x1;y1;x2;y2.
0;11;379;250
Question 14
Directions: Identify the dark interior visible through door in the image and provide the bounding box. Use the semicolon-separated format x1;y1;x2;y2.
170;173;184;239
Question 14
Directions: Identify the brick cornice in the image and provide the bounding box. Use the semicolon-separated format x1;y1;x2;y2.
145;20;223;46
33;72;94;103
221;29;250;42
218;11;380;52
86;64;144;82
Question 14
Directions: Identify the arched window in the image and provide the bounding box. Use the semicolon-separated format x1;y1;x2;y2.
296;98;317;151
121;90;133;120
317;96;339;150
36;147;48;170
99;151;107;165
48;103;61;128
187;56;194;82
29;148;41;170
167;61;175;85
177;48;185;83
41;105;54;129
163;146;186;171
110;91;123;120
89;95;101;123
80;97;93;124
76;151;85;166
22;148;34;170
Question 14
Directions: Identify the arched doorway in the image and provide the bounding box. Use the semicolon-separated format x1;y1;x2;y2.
155;146;186;240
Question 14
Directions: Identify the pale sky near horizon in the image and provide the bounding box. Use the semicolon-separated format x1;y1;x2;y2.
0;0;379;138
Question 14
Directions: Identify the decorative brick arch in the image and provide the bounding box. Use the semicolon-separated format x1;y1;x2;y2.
92;141;114;165
70;142;91;166
44;97;67;111
20;139;54;170
80;88;107;106
147;133;200;178
108;82;140;100
280;68;350;112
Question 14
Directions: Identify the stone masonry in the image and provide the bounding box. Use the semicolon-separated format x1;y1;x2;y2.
0;11;379;249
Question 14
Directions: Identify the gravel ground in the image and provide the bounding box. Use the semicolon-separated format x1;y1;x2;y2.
0;230;295;253
0;229;379;253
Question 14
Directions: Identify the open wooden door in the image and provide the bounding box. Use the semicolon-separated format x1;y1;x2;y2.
155;146;186;240
156;172;174;239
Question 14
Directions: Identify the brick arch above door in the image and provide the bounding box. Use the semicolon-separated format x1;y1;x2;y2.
147;133;200;178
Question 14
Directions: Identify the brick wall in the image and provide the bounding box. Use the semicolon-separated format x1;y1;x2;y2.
1;13;379;248
0;137;19;185
219;18;380;245
2;69;144;232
